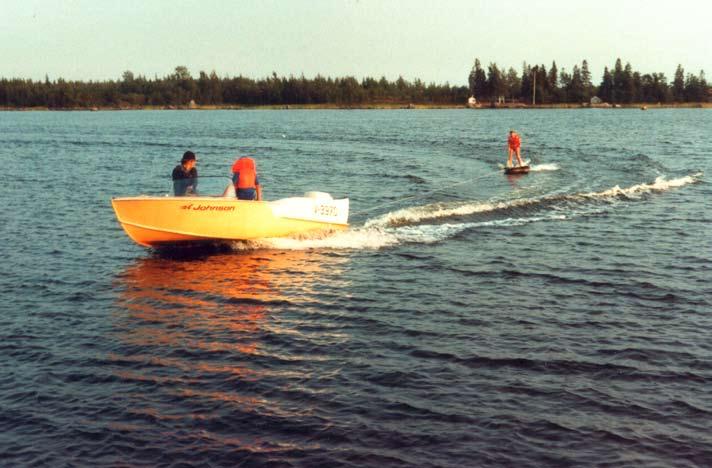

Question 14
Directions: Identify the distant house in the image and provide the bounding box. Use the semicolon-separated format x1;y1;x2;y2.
589;96;612;108
467;96;479;108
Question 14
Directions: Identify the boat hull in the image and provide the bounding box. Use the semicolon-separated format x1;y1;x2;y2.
111;196;348;248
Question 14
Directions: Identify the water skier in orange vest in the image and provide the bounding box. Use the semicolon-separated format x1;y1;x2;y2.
507;130;525;168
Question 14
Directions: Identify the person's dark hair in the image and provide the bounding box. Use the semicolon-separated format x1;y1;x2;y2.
181;151;196;163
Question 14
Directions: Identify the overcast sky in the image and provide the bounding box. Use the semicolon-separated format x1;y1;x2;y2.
2;0;710;84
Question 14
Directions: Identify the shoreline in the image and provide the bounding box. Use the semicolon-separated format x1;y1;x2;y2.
1;102;710;111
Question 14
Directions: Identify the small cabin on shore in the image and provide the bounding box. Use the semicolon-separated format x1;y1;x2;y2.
589;96;612;108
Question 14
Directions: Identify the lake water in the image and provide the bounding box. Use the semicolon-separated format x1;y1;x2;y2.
2;109;711;467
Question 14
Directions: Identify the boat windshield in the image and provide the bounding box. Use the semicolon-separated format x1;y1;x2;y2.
170;176;234;197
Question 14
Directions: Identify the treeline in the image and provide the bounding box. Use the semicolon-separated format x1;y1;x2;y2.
0;66;469;108
1;60;708;109
469;58;709;104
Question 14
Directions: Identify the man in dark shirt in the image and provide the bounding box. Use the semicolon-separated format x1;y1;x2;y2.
172;151;198;196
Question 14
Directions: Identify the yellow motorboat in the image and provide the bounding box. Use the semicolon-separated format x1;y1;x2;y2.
111;190;349;248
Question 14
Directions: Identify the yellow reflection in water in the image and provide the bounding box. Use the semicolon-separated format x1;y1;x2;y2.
116;248;347;351
111;248;349;431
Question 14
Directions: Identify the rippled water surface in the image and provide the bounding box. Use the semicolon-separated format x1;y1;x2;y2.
2;109;711;467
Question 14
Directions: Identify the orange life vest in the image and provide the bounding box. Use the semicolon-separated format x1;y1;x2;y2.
508;133;521;149
231;157;257;189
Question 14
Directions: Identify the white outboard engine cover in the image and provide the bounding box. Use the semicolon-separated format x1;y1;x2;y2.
269;192;349;225
305;191;333;200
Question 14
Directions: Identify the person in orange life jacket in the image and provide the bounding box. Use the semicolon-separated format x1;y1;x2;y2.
507;130;525;168
231;156;262;200
172;151;198;196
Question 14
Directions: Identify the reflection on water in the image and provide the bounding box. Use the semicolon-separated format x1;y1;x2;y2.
115;247;349;351
506;172;527;188
110;248;350;449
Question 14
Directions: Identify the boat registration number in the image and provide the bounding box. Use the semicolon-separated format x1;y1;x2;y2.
314;204;338;217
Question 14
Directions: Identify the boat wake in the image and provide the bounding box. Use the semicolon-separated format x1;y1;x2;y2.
581;173;701;198
366;173;701;228
529;163;560;172
233;213;568;251
230;173;701;251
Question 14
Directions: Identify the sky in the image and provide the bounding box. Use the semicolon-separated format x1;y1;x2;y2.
1;0;710;85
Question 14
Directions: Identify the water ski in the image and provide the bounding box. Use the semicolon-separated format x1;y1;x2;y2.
504;165;530;175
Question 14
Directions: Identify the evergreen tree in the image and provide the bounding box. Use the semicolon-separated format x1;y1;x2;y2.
486;63;505;103
468;60;477;96
558;68;572;102
173;66;191;81
673;64;685;101
474;60;487;100
119;70;136;95
505;67;521;101
684;70;707;102
548;61;559;102
581;60;593;100
469;59;487;100
209;71;222;104
640;74;654;102
520;63;532;104
599;66;613;102
197;70;222;104
612;58;624;103
621;62;635;103
569;65;584;102
632;71;642;102
653;73;670;103
535;64;548;103
700;70;709;102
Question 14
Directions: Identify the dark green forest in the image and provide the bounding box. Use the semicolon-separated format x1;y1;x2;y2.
0;67;468;108
468;58;709;105
0;59;708;109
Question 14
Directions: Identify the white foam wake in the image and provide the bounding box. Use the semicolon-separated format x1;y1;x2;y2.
366;173;701;228
364;201;502;228
229;213;568;251
242;229;401;251
581;173;702;199
530;163;560;172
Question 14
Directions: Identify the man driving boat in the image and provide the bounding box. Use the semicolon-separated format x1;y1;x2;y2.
172;151;198;196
